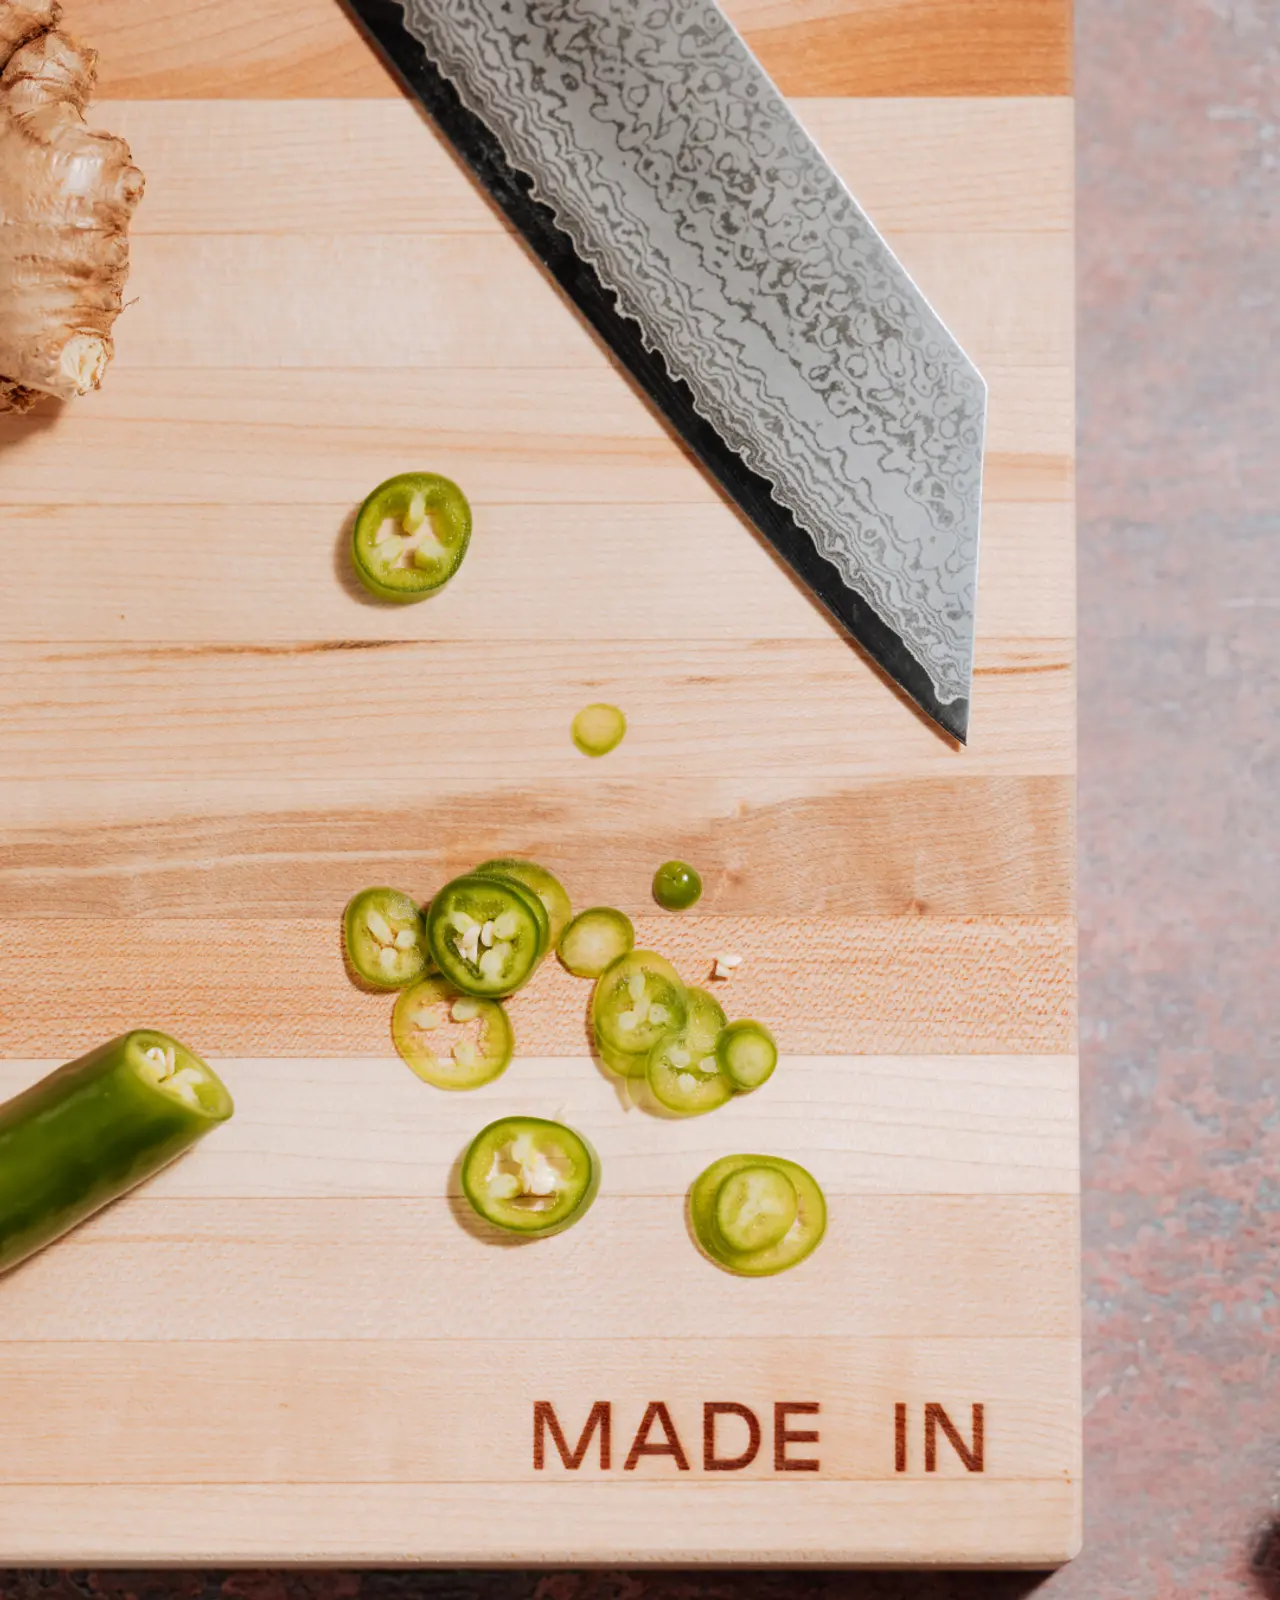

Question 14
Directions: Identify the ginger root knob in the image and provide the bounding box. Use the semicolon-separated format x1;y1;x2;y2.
0;0;144;413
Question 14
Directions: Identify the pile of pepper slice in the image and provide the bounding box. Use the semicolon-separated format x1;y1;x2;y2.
341;857;823;1274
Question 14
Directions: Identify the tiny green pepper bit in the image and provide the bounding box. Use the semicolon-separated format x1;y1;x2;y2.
0;1030;234;1276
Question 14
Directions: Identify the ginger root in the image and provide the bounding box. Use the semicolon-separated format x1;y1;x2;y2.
0;0;143;413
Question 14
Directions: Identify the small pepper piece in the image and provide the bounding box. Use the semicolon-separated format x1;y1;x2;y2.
350;471;472;603
571;702;626;757
0;1030;234;1276
652;859;702;911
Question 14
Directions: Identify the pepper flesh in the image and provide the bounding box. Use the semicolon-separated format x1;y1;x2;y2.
351;471;472;603
460;1116;597;1236
646;1027;734;1116
426;874;545;997
0;1030;234;1275
571;702;626;757
471;867;552;958
475;859;572;949
559;905;635;979
392;976;513;1090
716;1019;778;1091
343;886;429;989
592;949;688;1058
652;859;702;911
690;1153;826;1277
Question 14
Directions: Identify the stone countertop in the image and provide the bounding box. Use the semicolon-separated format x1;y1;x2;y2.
1;0;1276;1594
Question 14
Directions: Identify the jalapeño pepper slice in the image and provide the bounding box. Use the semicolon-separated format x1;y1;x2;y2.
647;1027;734;1116
343;887;429;989
426;874;544;997
593;1027;647;1080
716;1020;779;1092
559;906;635;979
571;702;627;757
0;1031;234;1276
461;1116;598;1236
592;949;688;1060
476;859;572;949
690;1154;826;1277
685;986;728;1048
714;1164;798;1252
392;976;513;1090
351;472;472;603
472;864;552;957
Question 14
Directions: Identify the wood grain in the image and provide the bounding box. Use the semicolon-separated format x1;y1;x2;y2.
0;774;1074;917
0;1194;1078;1341
742;0;1072;97
92;232;1071;377
0;638;1074;783
0;1481;1080;1565
0;367;1074;508
0;501;1074;644
67;0;1072;100
0;917;1076;1057
108;99;1074;236
0;1054;1079;1197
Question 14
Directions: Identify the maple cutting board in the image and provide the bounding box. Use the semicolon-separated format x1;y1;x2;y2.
0;0;1078;1567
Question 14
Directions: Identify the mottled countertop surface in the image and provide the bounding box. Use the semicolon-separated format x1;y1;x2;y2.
3;0;1277;1593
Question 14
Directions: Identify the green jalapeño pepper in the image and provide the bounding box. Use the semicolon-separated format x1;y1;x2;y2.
343;886;430;989
392;976;513;1090
647;1029;734;1116
471;866;552;959
685;986;728;1047
592;950;688;1068
716;1020;778;1092
559;906;635;979
652;859;702;911
461;1116;598;1237
690;1154;826;1277
475;859;573;949
351;472;472;603
426;874;545;998
571;702;626;758
0;1031;234;1276
644;984;732;1114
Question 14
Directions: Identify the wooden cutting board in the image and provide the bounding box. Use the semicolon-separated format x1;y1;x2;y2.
0;0;1078;1567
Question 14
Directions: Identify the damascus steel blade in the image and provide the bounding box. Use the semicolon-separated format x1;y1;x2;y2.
343;0;987;740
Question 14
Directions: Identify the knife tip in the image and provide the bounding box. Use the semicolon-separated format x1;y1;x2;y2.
931;695;969;745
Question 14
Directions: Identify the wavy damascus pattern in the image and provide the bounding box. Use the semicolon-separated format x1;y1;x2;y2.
397;0;986;707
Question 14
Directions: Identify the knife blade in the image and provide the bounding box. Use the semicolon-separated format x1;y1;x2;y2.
342;0;987;741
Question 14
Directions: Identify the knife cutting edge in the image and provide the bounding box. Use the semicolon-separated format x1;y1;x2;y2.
342;0;987;742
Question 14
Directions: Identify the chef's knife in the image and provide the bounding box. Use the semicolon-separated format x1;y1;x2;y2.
342;0;987;741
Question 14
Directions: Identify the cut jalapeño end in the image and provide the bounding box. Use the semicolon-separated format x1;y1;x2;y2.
690;1154;826;1277
713;1164;797;1252
572;702;626;757
473;866;551;957
461;1116;597;1237
476;859;572;948
647;1029;734;1116
392;976;513;1090
592;949;688;1056
716;1020;779;1092
653;859;702;911
593;1025;648;1080
343;887;429;990
559;906;635;979
351;471;472;603
128;1030;235;1121
426;874;544;998
685;986;728;1052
